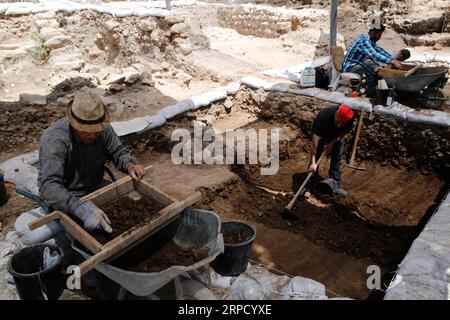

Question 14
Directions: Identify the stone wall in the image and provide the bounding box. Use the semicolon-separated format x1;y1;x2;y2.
217;6;300;38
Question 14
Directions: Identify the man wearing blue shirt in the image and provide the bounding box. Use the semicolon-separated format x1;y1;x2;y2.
343;25;402;97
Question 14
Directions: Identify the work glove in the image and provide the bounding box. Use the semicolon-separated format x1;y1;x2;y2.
73;200;112;233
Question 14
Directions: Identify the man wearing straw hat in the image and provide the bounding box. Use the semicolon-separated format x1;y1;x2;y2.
36;91;145;234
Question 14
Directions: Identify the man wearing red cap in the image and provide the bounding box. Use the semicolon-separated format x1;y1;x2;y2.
308;104;355;196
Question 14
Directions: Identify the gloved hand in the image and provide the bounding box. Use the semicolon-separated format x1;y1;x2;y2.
73;200;112;233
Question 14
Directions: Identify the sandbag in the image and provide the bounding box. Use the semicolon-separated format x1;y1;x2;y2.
139;114;166;131
202;89;228;103
15;208;63;246
111;118;151;136
225;264;330;300
191;96;211;109
158;100;193;120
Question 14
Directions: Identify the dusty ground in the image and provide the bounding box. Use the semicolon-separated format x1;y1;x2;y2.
113;99;446;299
195;121;446;300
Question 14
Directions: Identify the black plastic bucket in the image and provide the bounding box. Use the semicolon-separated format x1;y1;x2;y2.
375;86;395;106
314;179;339;196
0;170;8;207
211;221;256;277
8;244;65;300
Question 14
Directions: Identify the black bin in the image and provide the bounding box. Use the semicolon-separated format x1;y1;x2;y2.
0;170;8;207
8;244;65;300
211;221;256;276
375;86;395;106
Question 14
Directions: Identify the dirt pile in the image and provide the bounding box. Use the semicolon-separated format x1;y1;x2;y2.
0;105;65;155
127;240;208;273
223;229;249;244
198;177;416;266
94;194;165;244
111;231;209;273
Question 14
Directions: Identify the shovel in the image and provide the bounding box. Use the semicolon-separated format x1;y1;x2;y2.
346;110;366;171
282;153;325;216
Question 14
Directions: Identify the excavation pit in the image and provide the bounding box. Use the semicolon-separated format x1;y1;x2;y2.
119;89;448;299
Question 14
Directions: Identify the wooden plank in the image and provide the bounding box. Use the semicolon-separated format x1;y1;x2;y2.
105;214;179;263
81;165;153;206
59;212;103;254
82;177;134;206
378;68;407;78
28;211;60;231
136;180;177;206
77;191;202;276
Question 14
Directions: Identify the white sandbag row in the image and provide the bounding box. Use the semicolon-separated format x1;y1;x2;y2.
110;117;153;137
384;189;450;300
110;82;241;136
240;76;450;127
408;54;450;65
1;1;172;17
263;55;330;81
373;104;450;127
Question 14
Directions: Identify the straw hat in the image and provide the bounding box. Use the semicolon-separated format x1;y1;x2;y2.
66;91;110;133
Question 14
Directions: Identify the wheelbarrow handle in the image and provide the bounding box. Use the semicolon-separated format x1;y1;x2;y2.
404;65;422;77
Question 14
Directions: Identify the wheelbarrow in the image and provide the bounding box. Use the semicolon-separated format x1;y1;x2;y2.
378;65;449;109
72;208;224;299
379;66;448;92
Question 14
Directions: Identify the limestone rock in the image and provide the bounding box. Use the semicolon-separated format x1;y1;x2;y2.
45;35;72;49
108;83;125;92
150;29;165;47
170;23;189;35
174;38;192;56
53;60;84;72
164;15;184;26
161;62;170;71
139;20;157;32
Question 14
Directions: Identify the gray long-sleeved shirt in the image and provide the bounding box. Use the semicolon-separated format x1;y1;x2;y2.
38;117;136;214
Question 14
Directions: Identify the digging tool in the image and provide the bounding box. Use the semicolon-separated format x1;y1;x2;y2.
346;110;366;171
283;153;325;215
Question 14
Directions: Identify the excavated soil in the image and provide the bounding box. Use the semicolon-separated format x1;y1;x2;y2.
111;232;209;273
0;105;65;156
93;194;165;244
223;229;249;245
195;113;447;299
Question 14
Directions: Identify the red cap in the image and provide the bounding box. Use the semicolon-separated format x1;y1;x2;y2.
337;104;354;125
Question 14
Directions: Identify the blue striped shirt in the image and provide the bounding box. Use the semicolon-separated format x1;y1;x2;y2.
343;34;394;72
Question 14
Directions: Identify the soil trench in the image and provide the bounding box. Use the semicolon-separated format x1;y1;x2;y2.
195;118;447;299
